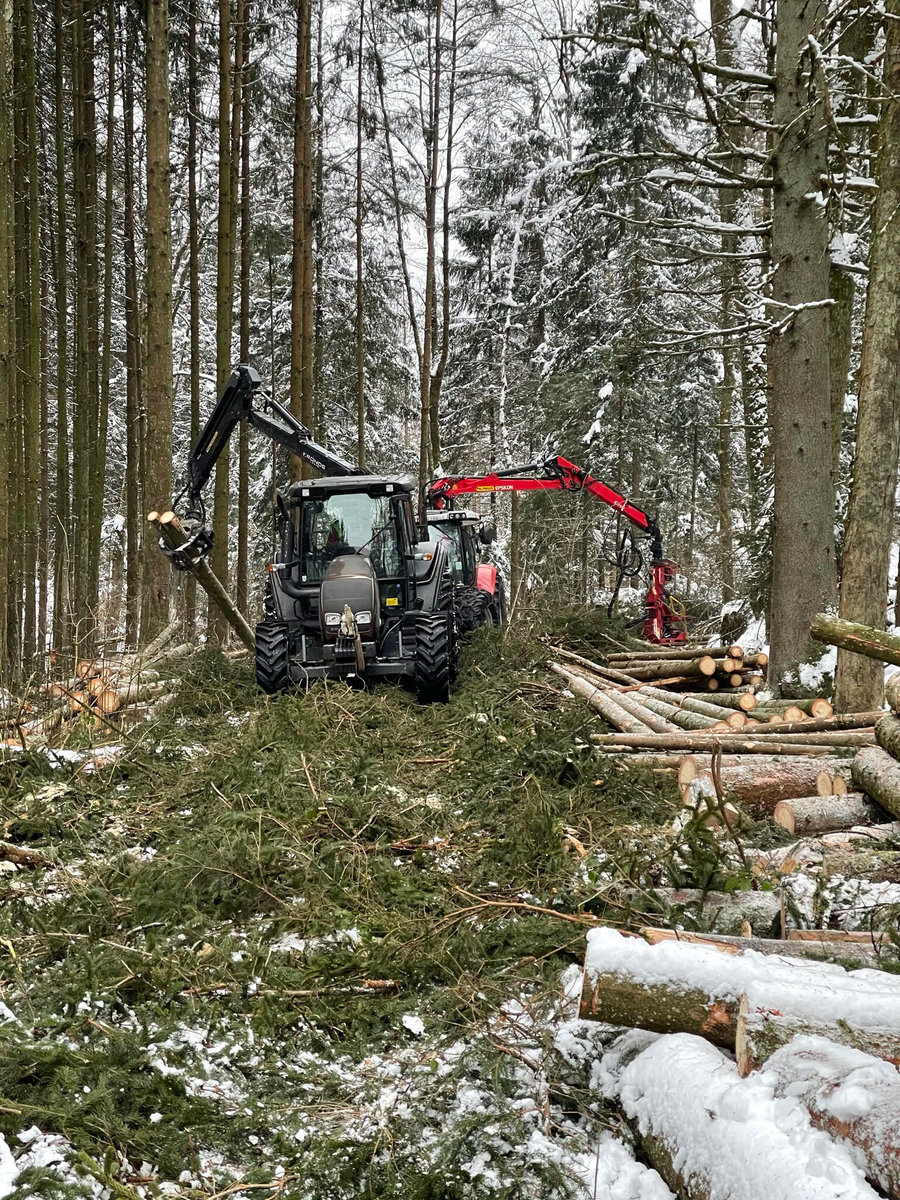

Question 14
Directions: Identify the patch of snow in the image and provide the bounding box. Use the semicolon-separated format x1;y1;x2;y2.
402;1014;425;1037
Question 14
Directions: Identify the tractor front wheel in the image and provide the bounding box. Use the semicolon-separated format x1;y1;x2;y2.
255;620;292;694
414;612;453;704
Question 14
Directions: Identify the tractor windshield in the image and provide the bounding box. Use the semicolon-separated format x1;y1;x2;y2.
298;493;402;582
429;521;465;581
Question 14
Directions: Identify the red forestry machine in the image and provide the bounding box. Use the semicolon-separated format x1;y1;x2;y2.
427;455;687;645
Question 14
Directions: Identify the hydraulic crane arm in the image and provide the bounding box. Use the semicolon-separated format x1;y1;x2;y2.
164;364;359;569
183;364;357;509
428;455;664;559
427;454;684;643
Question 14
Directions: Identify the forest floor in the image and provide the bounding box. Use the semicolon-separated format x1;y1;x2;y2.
0;613;873;1200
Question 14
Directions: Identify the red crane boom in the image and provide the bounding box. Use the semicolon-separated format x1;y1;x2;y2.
427;455;686;645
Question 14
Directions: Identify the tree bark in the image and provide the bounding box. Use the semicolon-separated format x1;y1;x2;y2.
592;731;854;755
354;0;365;467
121;19;142;647
834;0;900;712
640;927;881;968
0;0;9;675
773;793;886;835
290;0;314;475
71;0;100;656
143;0;174;643
184;0;201;639
688;758;842;817
851;746;900;819
768;0;837;688
236;0;251;620
875;714;900;760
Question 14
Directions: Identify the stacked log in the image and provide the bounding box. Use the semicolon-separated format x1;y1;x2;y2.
581;927;900;1070
2;623;190;749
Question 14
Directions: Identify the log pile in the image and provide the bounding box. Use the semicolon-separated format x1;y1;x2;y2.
581;927;900;1199
1;618;190;749
551;631;900;943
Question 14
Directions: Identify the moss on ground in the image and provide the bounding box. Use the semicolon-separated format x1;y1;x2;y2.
0;617;682;1198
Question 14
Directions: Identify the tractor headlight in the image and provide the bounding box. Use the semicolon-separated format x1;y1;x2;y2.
355;610;372;627
324;612;341;628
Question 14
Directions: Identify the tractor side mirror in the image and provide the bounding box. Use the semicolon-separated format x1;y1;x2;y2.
479;521;495;546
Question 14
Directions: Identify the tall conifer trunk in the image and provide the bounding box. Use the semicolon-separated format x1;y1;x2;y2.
52;0;70;659
768;0;836;688
121;22;142;645
0;0;10;672
185;0;201;637
834;0;900;710
210;0;233;640
143;0;174;641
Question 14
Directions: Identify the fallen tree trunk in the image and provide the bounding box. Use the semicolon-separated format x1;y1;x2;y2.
773;793;887;835
592;732;849;756
608;656;719;682
764;1036;900;1198
627;692;719;731
607;645;743;662
680;691;757;711
149;512;256;651
686;758;847;816
812;612;900;669
583;928;900;1075
754;698;834;718
822;849;900;883
549;664;654;733
875;714;900;760
591;685;681;734
851;746;900;820
736;991;900;1076
610;1034;882;1200
727;712;882;736
626;886;783;937
639;927;881;968
886;672;900;714
637;686;747;723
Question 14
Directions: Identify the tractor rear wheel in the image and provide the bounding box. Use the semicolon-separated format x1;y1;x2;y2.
455;585;492;634
414;611;453;704
255;620;291;694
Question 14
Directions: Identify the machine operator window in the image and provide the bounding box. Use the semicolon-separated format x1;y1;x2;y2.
299;494;401;581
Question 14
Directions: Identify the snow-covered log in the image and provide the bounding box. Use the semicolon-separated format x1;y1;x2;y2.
763;1035;900;1197
582;928;900;1073
607;1033;881;1200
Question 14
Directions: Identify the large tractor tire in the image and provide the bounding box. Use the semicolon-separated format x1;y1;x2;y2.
414;611;453;704
255;620;292;694
455;585;492;634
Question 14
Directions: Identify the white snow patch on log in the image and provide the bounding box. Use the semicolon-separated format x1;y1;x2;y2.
614;1034;879;1199
585;927;900;1028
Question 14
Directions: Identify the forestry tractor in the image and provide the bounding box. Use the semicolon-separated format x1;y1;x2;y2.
159;364;458;701
427;456;686;645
